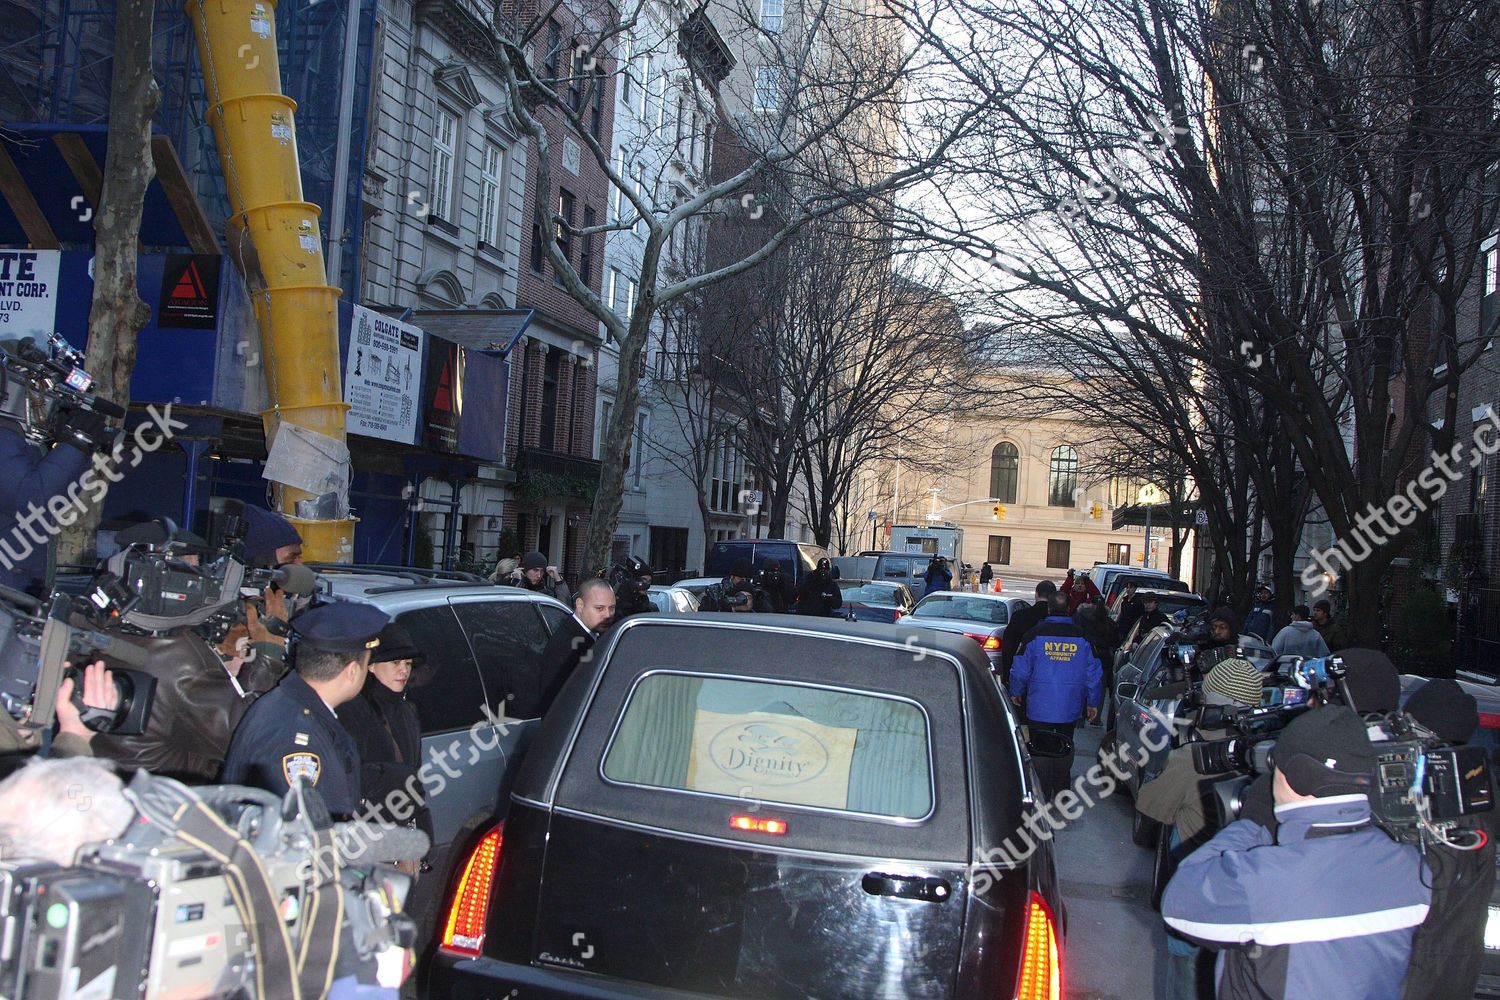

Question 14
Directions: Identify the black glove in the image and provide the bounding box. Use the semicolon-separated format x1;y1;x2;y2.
52;401;111;454
1237;770;1278;834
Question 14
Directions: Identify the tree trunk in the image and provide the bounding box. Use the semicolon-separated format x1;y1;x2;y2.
584;318;651;573
58;0;158;564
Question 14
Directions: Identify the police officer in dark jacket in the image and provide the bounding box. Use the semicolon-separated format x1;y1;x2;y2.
999;581;1055;686
221;602;389;818
338;622;431;844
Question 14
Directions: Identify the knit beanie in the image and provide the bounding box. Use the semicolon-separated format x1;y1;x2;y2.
1203;657;1264;708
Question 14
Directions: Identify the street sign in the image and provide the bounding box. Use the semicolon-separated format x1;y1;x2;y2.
868;510;880;521
1195;510;1208;527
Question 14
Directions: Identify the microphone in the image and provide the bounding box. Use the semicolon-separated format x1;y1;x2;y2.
269;563;317;596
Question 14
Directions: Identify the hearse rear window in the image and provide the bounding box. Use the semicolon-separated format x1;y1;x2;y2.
602;673;933;820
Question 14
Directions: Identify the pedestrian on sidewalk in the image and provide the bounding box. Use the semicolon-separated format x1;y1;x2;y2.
1271;605;1331;659
1000;580;1055;688
1009;591;1102;801
979;562;994;592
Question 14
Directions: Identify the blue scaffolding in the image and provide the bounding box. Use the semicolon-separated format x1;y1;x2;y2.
3;0;375;295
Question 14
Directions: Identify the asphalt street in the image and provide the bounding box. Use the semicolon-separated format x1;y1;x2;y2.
1056;721;1167;1000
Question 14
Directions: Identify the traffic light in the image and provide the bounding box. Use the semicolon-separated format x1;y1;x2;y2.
993;504;1007;520
1090;502;1103;519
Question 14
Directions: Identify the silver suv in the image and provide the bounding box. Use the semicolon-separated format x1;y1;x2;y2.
309;566;587;934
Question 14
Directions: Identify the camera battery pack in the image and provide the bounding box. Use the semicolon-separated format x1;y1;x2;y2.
1423;744;1494;820
20;868;153;1000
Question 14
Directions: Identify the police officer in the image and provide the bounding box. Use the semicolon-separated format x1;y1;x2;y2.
220;602;389;818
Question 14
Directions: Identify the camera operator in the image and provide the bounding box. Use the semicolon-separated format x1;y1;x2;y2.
795;558;842;617
0;660;118;759
612;556;654;620
0;756;134;865
1397;679;1497;1000
0;343;116;597
1136;657;1264;1000
1162;707;1431;1000
758;559;794;614
701;559;769;613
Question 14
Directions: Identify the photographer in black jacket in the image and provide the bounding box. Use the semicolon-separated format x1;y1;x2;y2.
701;559;769;613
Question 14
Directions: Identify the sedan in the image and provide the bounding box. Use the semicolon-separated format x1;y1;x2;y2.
427;616;1065;999
646;585;702;613
895;592;1031;671
837;579;916;623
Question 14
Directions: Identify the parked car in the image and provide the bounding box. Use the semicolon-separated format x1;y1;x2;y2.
895;591;1030;671
427;615;1065;998
1088;563;1168;597
830;555;879;581
1102;573;1189;608
868;551;941;595
1111;589;1208;636
672;576;722;601
308;568;587;936
705;539;832;588
647;584;702;613
1105;624;1273;846
838;579;916;623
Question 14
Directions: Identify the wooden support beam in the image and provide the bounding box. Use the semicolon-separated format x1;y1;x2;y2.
0;143;59;249
52;132;104;209
151;135;221;254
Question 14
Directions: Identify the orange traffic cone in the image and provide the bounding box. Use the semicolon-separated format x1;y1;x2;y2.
993;579;1003;593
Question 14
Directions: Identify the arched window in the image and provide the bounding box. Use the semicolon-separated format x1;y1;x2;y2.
1048;445;1078;506
989;442;1019;503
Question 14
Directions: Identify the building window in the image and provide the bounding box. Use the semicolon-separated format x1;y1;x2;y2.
987;535;1011;565
760;0;783;31
478;142;505;246
634;164;648;234
543;18;562;79
568;46;586;112
611;148;627;220
530;221;544;272
626;277;638;319
540;351;561;449
754;67;780;112
591;69;606;136
1109;476;1144;509
619;34;633;103
989;442;1019;503
556;189;575;264
656;73;669;129
606;267;620;312
1048;445;1078;506
639;55;653;117
598;400;613;458
430;108;458;221
1046;539;1071;569
632;411;648;487
580;206;596;285
1485;236;1498;296
1107;543;1131;564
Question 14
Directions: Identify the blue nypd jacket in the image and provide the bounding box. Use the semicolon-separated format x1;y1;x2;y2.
1162;794;1431;1000
1009;614;1103;723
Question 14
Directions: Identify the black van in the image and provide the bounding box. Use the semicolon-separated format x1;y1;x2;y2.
705;539;832;587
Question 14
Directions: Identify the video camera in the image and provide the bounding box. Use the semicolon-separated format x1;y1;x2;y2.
0;772;421;999
1187;657;1494;847
0;334;124;452
0;585;155;736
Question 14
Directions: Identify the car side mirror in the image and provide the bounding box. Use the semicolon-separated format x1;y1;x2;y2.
1116;682;1139;701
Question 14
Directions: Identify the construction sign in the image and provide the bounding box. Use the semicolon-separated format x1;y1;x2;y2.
0;249;60;343
157;254;221;329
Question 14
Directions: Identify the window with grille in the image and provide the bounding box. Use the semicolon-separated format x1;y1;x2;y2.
760;0;783;32
430;108;458;220
1048;445;1078;506
754;67;780;112
1107;543;1131;564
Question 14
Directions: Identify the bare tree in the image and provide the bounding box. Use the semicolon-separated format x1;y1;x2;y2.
59;0;158;563
905;0;1500;642
494;0;984;570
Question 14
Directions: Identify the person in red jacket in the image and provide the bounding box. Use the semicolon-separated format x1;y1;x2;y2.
1060;569;1100;613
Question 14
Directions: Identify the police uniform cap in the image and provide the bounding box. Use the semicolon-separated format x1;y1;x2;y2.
290;602;390;655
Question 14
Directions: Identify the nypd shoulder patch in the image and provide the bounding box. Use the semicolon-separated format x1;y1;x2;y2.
282;752;321;787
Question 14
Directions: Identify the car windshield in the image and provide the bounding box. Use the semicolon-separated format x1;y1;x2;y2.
602;673;933;820
912;595;1008;624
839;582;898;605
